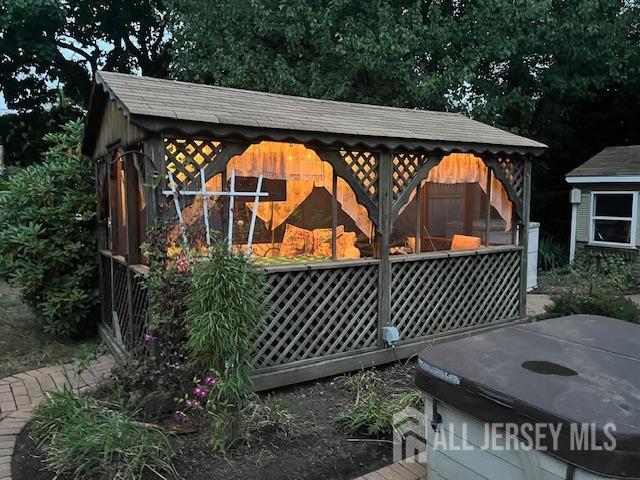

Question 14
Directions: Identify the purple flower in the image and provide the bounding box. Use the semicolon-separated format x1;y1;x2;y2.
174;411;187;423
143;334;156;342
193;385;208;399
204;375;218;386
185;399;200;409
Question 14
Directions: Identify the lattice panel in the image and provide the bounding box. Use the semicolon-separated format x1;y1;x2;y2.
497;157;525;200
126;273;149;352
391;250;521;340
100;254;113;329
252;264;379;369
165;138;221;188
112;261;130;346
392;153;429;201
340;150;378;202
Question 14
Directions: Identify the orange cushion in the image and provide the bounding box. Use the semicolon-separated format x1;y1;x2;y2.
450;234;482;251
280;224;313;257
312;226;344;256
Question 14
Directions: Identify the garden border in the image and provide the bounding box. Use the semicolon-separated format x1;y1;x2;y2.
0;356;114;480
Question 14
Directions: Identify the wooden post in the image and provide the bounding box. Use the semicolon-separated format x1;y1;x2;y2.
519;156;532;320
377;150;392;345
414;183;422;253
124;152;141;265
332;170;338;260
485;169;493;245
143;135;164;228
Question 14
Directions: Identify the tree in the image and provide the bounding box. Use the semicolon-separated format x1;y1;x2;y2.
0;0;171;111
0;99;83;167
169;0;640;240
169;0;457;110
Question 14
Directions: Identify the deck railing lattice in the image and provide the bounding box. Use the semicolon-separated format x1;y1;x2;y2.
390;249;521;340
252;262;379;369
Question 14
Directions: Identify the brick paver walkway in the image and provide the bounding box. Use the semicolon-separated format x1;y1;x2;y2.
353;453;427;480
0;355;114;479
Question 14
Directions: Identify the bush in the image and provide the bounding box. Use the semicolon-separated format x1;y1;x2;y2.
32;389;176;479
184;245;266;448
538;234;567;272
542;292;640;324
0;119;97;336
539;250;634;295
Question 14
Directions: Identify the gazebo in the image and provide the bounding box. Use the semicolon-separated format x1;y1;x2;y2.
82;72;546;390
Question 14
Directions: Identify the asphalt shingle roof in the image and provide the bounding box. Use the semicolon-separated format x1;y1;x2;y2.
94;71;546;152
567;146;640;178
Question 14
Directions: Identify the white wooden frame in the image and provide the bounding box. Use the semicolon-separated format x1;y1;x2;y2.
588;191;638;248
163;168;269;251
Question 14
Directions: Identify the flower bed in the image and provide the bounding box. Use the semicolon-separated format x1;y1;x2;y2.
12;362;416;480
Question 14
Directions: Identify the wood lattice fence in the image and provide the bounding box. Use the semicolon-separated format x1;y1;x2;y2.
99;245;523;389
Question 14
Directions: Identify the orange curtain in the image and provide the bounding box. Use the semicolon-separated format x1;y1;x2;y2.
426;153;512;230
226;142;374;238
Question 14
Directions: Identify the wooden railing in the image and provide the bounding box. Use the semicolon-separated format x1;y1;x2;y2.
99;246;523;390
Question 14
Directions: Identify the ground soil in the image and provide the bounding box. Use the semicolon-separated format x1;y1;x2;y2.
13;361;418;480
0;282;97;378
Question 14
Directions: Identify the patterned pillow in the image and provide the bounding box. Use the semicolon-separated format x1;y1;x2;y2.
280;224;314;257
312;225;345;257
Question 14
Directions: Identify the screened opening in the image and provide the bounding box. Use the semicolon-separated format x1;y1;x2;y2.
167;141;375;264
392;153;514;254
590;192;637;247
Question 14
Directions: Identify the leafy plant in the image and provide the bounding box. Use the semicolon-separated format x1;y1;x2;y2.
538;234;567;272
541;292;640;324
184;245;266;448
32;389;176;480
339;390;396;437
539;250;634;295
339;370;424;437
0;119;98;336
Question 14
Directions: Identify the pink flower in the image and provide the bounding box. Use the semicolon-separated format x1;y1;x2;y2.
174;411;187;423
185;399;200;409
178;259;189;273
204;375;218;386
193;385;208;399
143;334;156;342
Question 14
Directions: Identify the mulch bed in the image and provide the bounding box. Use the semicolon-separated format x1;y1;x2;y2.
12;361;417;480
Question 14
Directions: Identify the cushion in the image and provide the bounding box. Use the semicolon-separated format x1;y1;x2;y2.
312;225;344;257
280;224;313;257
450;234;482;251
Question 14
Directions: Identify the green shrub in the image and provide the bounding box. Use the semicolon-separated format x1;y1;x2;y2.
0;119;97;335
540;250;634;295
339;370;424;437
542;292;640;323
538;234;567;272
184;245;266;448
32;389;176;479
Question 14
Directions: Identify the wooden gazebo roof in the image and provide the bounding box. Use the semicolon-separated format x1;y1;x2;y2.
83;71;547;157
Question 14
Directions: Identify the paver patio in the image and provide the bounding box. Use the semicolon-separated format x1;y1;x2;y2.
0;355;114;480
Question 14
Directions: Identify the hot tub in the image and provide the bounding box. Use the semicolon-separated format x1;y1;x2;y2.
414;315;640;480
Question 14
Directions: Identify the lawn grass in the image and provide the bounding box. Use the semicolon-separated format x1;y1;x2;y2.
0;281;97;378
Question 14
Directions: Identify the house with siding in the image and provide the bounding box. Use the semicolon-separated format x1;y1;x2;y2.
566;145;640;277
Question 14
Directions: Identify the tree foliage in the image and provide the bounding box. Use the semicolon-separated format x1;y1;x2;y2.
0;119;98;336
0;0;171;111
169;0;640;238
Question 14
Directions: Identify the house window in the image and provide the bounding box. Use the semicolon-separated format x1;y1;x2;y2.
590;192;637;247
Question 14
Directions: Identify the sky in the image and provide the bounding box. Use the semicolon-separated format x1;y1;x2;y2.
0;92;11;116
